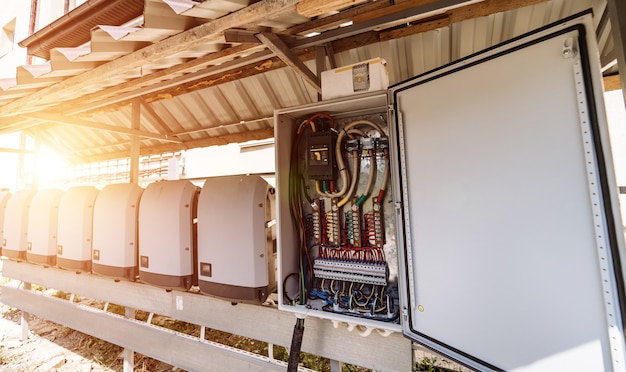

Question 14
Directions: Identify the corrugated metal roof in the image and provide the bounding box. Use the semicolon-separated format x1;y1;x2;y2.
0;0;617;163
19;0;146;60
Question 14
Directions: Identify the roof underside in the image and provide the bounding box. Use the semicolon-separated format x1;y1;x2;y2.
0;0;616;164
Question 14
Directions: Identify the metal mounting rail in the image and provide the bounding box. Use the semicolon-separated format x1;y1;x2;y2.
0;259;412;372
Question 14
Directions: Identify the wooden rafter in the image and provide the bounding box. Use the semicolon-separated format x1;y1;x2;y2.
18;113;183;143
82;128;275;163
296;0;369;18
256;32;322;93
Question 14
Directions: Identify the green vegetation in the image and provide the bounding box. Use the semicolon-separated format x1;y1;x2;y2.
414;356;462;372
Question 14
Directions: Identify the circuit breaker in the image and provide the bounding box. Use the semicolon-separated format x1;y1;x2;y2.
275;92;400;331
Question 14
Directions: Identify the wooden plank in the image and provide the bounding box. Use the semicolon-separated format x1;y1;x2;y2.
83;127;276;163
296;0;369;18
256;32;322;94
353;0;439;24
18;113;183;143
604;74;621;91
2;260;412;372
354;0;549;30
283;0;392;36
379;14;450;41
1;285;286;372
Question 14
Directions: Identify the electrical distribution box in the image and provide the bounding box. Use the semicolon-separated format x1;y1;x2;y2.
26;189;64;266
0;190;11;253
138;180;199;290
197;175;276;303
56;186;99;272
2;190;34;260
92;183;143;281
276;12;626;372
275;93;399;332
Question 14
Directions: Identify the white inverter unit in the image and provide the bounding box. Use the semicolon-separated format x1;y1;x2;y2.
138;180;199;290
92;183;143;281
2;190;34;260
26;189;64;266
56;186;99;272
0;190;11;252
197;175;276;303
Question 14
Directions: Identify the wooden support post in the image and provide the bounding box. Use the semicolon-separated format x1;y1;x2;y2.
32;131;40;190
316;46;326;100
130;99;141;185
20;282;31;341
123;307;136;372
330;359;343;372
17;132;27;190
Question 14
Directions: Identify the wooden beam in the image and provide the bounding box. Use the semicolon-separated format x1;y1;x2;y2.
82;128;275;164
283;0;391;36
0;119;41;136
0;147;35;154
137;97;174;138
604;74;622;91
18;113;183;143
296;0;369;18
61;47;271;117
379;14;451;41
353;0;439;24
256;32;322;93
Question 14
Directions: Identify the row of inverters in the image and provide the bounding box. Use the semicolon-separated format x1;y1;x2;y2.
0;175;276;303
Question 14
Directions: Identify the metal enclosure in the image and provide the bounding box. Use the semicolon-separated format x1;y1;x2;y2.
138;180;198;290
389;13;626;371
26;189;64;266
56;186;99;272
2;190;34;260
197;175;276;303
275;92;401;332
92;183;143;281
0;190;10;251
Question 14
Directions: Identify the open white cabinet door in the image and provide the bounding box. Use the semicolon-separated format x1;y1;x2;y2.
390;12;626;371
